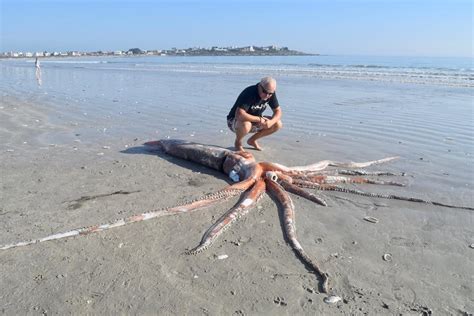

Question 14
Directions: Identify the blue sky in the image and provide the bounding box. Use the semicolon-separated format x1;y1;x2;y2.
1;0;472;57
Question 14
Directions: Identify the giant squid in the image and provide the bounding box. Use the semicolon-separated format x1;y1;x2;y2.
1;139;472;295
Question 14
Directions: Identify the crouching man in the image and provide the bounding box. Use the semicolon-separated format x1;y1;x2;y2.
226;76;283;151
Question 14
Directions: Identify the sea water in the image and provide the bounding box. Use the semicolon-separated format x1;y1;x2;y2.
0;55;472;204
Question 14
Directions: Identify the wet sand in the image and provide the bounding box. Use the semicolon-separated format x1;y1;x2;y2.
0;94;473;315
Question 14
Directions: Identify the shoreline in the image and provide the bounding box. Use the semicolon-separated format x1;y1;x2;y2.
0;93;473;314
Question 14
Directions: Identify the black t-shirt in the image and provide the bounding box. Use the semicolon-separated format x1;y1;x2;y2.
227;83;280;120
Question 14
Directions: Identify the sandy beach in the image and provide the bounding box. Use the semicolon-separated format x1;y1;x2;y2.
1;57;473;315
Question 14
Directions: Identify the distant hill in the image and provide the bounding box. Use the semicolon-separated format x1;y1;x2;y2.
1;45;317;58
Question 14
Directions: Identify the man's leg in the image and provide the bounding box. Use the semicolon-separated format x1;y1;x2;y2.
234;120;252;151
247;120;283;151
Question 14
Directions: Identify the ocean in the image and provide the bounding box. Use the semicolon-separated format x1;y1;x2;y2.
0;55;473;205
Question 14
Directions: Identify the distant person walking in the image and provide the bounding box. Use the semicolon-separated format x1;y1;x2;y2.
34;57;42;86
226;77;282;152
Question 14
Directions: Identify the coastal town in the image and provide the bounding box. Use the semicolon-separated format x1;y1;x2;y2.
1;45;314;58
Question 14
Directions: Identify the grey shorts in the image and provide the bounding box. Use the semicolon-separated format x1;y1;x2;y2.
227;118;263;133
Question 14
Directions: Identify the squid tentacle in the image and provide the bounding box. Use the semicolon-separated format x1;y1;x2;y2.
265;178;329;294
0;182;253;251
279;178;327;206
293;169;404;177
187;179;267;255
334;170;405;177
271;171;327;206
310;184;474;211
285;156;400;173
289;174;404;187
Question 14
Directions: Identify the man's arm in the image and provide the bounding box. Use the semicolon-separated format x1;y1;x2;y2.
235;107;264;124
265;106;282;128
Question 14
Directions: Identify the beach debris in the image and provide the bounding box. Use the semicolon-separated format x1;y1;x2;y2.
97;152;104;156
382;253;392;261
469;244;474;249
410;305;433;315
118;243;124;248
34;274;45;283
103;146;111;149
6;149;14;152
305;286;317;294
216;254;228;260
193;275;199;279
323;295;342;304
363;216;379;224
273;297;287;306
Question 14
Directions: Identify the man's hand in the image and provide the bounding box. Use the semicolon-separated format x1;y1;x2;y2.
258;117;272;129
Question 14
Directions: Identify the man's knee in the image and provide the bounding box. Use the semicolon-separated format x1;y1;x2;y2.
273;120;283;130
235;119;252;133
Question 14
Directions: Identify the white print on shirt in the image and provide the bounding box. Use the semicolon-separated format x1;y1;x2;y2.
250;102;268;112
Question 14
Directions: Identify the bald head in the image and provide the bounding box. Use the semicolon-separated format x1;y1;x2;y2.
260;77;277;91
